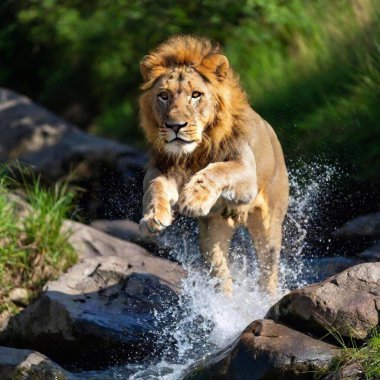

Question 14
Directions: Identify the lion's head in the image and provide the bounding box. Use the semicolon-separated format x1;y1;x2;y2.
139;36;247;159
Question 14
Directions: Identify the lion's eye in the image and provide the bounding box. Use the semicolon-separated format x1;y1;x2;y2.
192;91;202;99
158;92;169;100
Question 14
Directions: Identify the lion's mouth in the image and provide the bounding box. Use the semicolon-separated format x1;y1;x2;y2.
167;137;196;144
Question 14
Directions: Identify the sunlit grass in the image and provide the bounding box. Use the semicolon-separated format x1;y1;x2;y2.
226;0;380;179
0;168;77;314
325;330;380;380
317;313;380;379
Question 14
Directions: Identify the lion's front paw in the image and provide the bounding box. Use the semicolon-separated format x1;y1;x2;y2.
178;174;220;217
140;207;172;236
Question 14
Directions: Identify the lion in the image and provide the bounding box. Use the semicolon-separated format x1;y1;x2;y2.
139;35;289;297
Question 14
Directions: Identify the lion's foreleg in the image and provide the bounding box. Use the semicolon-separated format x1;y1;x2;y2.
179;157;257;217
140;168;179;236
198;216;236;297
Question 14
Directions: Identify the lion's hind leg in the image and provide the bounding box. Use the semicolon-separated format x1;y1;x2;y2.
247;204;284;296
198;215;236;297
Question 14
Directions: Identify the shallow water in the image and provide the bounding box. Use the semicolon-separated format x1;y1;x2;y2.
77;162;353;380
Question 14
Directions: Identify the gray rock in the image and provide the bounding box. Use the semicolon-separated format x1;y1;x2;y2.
90;219;146;243
322;361;364;380
63;219;152;261
0;88;145;181
186;319;339;380
267;263;380;340
90;219;171;256
334;213;380;237
0;346;72;379
1;255;186;369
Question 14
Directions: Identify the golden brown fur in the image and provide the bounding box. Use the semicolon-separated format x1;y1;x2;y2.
139;35;289;296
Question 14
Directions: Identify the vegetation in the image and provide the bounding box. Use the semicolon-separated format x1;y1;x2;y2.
0;0;379;179
325;330;380;380
0;170;76;315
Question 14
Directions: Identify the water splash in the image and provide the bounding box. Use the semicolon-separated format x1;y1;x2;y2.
123;160;339;379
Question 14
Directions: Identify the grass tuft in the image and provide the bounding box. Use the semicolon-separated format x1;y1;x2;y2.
328;330;380;380
317;314;380;379
0;167;77;314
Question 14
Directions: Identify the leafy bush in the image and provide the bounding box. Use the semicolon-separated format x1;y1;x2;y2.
0;0;379;179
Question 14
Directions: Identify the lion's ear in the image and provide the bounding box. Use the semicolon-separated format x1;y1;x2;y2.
140;54;161;81
202;54;229;81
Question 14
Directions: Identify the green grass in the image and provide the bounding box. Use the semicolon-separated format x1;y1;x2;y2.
326;330;380;380
2;0;380;179
0;169;77;315
317;314;380;379
226;0;380;179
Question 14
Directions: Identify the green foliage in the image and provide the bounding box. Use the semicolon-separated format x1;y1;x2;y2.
318;316;380;380
0;169;76;314
0;0;379;178
237;0;380;180
327;330;380;379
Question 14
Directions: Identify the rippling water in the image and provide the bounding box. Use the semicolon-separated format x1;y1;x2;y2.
79;162;345;380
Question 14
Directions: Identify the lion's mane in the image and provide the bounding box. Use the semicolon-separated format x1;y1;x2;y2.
139;35;251;172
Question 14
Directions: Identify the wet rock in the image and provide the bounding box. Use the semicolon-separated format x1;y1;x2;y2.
63;219;152;261
359;241;380;261
334;213;380;238
1;255;185;369
267;263;380;340
0;88;143;181
90;219;172;257
0;346;72;379
91;219;146;242
322;361;364;380
187;319;339;380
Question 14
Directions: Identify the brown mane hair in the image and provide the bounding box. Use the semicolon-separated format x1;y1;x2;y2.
139;35;250;172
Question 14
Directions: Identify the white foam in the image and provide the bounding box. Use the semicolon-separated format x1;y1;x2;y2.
127;160;339;380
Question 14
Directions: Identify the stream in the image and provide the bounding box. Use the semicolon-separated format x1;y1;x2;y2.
76;162;361;380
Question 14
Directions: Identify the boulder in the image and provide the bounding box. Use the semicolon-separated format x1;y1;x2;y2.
0;88;144;181
90;219;146;243
90;219;172;257
63;219;152;261
187;319;339;380
322;362;364;380
0;346;72;379
266;263;380;340
1;255;185;369
0;88;147;221
334;213;380;238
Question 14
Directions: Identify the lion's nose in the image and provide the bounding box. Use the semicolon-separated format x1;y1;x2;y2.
165;121;188;133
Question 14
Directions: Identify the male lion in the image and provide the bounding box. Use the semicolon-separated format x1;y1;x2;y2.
139;35;289;297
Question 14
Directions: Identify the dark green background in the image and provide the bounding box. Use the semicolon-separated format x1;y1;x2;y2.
1;0;379;179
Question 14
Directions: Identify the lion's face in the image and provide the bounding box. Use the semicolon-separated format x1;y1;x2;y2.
151;67;214;156
140;36;232;158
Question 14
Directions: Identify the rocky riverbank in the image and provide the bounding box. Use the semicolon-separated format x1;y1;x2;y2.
0;88;379;379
